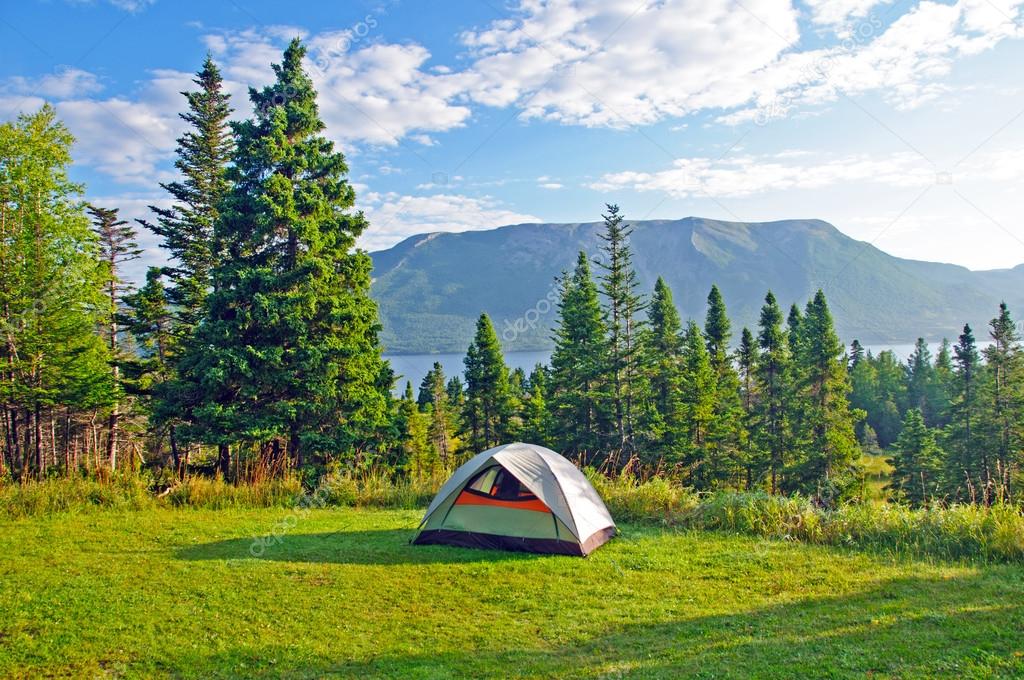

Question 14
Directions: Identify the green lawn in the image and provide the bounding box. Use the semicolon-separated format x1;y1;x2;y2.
2;508;1022;679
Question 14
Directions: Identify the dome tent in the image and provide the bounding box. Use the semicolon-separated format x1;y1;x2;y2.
412;442;616;556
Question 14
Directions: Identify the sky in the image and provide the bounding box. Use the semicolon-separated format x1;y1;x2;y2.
3;0;1024;281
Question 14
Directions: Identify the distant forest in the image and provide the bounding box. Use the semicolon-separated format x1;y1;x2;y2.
1;40;1020;506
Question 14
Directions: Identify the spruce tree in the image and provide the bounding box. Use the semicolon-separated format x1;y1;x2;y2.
680;320;716;487
888;408;944;506
905;338;935;421
737;326;760;488
88;204;141;470
594;204;647;463
643;278;684;465
421;363;454;470
549;253;608;462
791;290;861;498
753;292;791;494
849;339;865;369
703;285;746;486
981;303;1023;499
462;313;514;451
946;324;984;501
140;54;233;332
177;39;391;473
521;364;552;447
931;339;955;429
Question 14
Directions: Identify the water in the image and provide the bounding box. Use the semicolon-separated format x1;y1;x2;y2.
386;341;956;393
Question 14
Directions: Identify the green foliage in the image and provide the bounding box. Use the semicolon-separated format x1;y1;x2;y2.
461;313;514;450
680;320;716;483
642;278;684;466
752;291;791;494
888;409;945;506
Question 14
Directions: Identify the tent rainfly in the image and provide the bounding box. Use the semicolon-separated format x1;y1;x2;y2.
412;442;616;556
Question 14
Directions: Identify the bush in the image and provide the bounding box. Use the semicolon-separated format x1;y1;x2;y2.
0;474;154;519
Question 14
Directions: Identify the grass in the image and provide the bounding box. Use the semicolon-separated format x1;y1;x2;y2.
2;507;1023;678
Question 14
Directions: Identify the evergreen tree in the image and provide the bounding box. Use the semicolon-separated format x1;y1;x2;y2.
905;338;935;420
753;292;791;493
594;204;647;463
462;313;514;451
520;364;552;447
643;278;684;465
737;327;761;488
790;290;861;498
140;54;233;332
945;324;985;501
930;339;955;429
703;285;746;486
981;303;1023;499
888;408;944;506
680;320;716;487
786;303;804;355
421;363;455;471
549;253;608;462
176;39;391;473
417;362;444;411
88;204;141;470
849;339;865;369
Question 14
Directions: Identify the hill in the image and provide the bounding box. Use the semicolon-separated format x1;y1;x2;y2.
369;217;1024;353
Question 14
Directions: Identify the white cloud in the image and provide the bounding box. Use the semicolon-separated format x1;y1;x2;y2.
540;182;564;189
4;67;104;98
803;0;891;30
358;192;541;251
589;147;1024;198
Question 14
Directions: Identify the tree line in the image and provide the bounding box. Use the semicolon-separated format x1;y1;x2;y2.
1;39;1020;505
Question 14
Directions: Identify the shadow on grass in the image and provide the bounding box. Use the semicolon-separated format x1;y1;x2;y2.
175;529;548;565
173;571;1024;679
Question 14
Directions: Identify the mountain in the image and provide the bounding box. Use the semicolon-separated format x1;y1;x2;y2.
369;217;1024;354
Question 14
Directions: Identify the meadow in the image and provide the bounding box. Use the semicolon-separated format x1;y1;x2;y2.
2;505;1023;679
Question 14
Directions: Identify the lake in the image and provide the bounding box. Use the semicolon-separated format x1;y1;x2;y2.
384;342;941;393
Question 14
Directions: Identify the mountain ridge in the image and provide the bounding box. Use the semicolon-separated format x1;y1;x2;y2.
368;217;1024;354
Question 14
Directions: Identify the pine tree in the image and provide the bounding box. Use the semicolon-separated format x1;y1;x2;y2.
703;285;746;486
643;278;684;466
176;39;391;473
462;313;514;451
945;324;984;501
549;253;608;462
421;363;454;471
930;339;955;429
594;204;647;463
88;204;141;470
790;290;861;498
786;303;804;355
981;303;1023;500
680;320;716;487
753;292;791;493
140;54;233;332
417;362;444;411
905;338;935;421
849;339;865;369
888;408;944;506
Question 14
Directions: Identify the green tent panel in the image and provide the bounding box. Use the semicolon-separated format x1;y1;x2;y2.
413;443;617;556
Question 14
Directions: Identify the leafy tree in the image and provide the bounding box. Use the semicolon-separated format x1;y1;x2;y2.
594;204;647;463
549;252;608;461
753;292;791;493
176;39;391;474
888;409;944;506
88;205;141;470
462;313;514;451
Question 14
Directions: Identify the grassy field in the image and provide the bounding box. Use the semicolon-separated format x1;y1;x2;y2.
2;508;1023;679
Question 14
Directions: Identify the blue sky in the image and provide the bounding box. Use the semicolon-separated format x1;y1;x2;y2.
3;0;1024;280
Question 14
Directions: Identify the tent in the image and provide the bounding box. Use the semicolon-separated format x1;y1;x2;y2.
412;442;616;556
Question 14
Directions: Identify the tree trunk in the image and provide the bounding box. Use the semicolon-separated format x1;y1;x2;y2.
169;425;181;479
218;443;230;481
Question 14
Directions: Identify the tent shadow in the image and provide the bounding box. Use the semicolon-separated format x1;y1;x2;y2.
175;529;549;565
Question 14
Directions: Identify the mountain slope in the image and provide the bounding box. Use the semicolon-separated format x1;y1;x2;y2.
369;217;1024;353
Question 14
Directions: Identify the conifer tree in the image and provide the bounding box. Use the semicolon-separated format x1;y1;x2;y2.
595;204;647;463
737;326;760;488
888;408;944;506
981;303;1023;499
931;339;955;429
549;253;608;461
421;363;454;470
703;285;746;486
753;292;791;493
643;278;684;465
140;54;233;332
176;39;391;473
946;324;984;501
680;320;716;486
521;364;552;447
790;290;861;497
89;204;141;470
462;313;514;451
787;303;804;355
849;339;865;369
905;338;935;420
